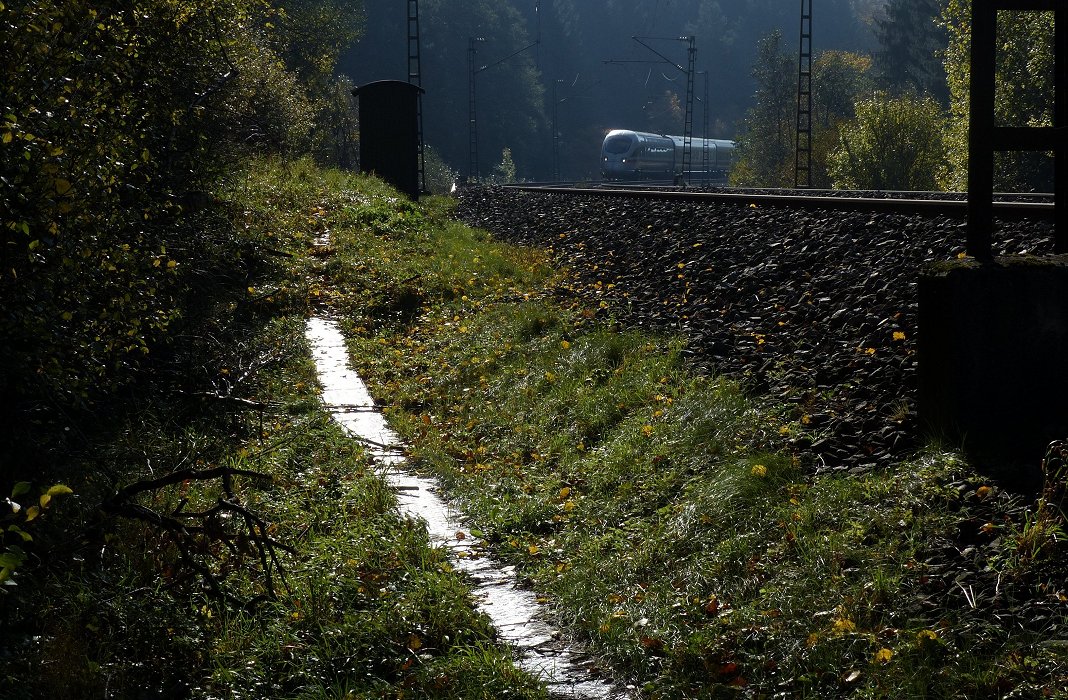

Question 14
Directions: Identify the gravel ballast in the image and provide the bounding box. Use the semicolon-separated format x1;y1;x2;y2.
455;187;1056;475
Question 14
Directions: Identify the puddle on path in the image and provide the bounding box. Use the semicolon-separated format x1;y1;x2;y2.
306;317;627;700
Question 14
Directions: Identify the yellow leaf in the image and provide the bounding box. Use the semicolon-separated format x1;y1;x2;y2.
560;340;571;349
408;633;422;650
528;544;539;555
54;178;71;196
892;331;906;341
25;505;40;522
563;500;576;512
874;648;893;663
641;425;654;437
916;629;939;642
833;618;856;633
1;131;11;144
39;493;51;509
750;464;767;478
558;487;571;499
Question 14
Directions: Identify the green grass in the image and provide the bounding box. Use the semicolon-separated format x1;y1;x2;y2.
0;160;547;700
15;157;1061;698
300;163;1068;698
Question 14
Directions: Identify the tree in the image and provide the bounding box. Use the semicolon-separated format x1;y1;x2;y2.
342;0;881;179
341;0;543;179
492;147;518;184
828;92;947;190
0;0;363;448
319;75;360;169
811;50;875;187
874;0;949;102
942;0;1055;191
731;30;795;187
733;34;873;188
424;145;458;194
814;51;874;129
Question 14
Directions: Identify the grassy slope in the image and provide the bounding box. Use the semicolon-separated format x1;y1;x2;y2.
9;159;1062;699
0;160;546;700
309;166;1068;698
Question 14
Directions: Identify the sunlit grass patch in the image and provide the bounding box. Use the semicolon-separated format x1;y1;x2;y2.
1;162;551;699
314;172;1068;696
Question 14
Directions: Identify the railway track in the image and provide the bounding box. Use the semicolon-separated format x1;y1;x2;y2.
503;183;1056;220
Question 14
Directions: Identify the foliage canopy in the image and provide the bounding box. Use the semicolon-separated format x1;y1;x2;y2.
829;92;947;190
0;0;360;425
941;0;1056;191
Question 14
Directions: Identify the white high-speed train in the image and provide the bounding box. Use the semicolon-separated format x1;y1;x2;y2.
601;129;736;183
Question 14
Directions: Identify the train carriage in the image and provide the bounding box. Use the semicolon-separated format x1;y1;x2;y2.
601;129;735;183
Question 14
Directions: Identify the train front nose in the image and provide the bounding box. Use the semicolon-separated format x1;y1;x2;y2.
602;132;637;179
603;155;631;178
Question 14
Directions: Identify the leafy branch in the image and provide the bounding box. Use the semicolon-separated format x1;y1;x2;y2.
1;482;74;589
103;465;295;608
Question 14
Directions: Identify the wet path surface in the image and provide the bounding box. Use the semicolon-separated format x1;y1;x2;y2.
307;317;627;699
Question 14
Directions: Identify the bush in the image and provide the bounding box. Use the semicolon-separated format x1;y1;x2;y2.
828;92;947;190
0;0;358;427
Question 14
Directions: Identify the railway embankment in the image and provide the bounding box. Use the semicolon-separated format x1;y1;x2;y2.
29;161;1058;696
332;177;1067;697
455;186;1057;477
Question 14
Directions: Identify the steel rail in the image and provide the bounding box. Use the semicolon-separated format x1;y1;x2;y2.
503;184;1055;220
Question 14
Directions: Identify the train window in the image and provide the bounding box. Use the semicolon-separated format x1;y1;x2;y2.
604;136;632;154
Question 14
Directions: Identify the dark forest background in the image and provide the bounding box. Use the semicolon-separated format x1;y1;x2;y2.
341;0;887;181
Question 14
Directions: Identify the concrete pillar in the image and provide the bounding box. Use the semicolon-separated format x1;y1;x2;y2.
918;256;1068;490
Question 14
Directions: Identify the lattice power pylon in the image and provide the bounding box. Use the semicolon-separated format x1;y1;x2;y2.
682;36;696;184
614;36;698;184
701;70;710;185
468;38;481;181
407;0;426;193
795;0;813;189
